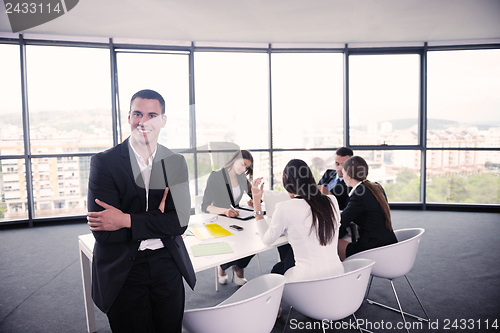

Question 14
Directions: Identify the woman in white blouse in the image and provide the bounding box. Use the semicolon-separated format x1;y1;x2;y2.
252;159;344;283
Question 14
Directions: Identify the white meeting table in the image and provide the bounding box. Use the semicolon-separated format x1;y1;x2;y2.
78;213;287;333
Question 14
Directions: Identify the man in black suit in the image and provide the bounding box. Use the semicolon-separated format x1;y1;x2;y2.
87;89;195;333
317;147;353;210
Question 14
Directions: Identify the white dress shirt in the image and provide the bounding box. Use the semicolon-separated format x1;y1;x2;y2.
129;141;164;251
256;195;345;282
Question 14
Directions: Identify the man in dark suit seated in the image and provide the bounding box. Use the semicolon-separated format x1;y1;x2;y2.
86;89;196;333
317;147;353;210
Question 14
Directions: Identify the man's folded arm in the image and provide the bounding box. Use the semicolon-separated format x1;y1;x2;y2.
130;155;191;241
88;154;132;244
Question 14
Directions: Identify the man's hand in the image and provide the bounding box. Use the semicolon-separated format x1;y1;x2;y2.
87;199;131;231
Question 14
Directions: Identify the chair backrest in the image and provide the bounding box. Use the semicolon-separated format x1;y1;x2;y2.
282;258;375;321
264;190;291;218
183;274;287;333
347;228;425;279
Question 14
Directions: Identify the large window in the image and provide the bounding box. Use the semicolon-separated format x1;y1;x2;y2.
26;45;113;153
427;49;500;204
349;54;420;146
194;52;269;149
0;44;24;155
116;51;190;149
271;53;344;149
24;45;112;219
0;44;25;222
427;49;500;148
1;39;499;224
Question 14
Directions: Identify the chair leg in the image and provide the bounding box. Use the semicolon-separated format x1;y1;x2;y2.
256;253;263;275
390;279;411;333
366;279;410;332
366;276;429;324
215;267;218;292
404;275;430;321
351;313;374;333
282;306;293;333
365;275;374;300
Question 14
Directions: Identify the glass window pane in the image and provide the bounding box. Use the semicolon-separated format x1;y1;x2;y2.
272;150;421;203
0;159;28;222
272;151;339;191
355;150;421;203
194;52;269;149
26;45;113;153
349;54;420;146
426;150;499;204
0;44;24;155
271;53;344;149
33;156;89;218
427;49;500;148
117;52;190;149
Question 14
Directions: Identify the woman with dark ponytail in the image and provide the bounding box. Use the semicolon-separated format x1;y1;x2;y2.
337;156;397;261
252;159;344;282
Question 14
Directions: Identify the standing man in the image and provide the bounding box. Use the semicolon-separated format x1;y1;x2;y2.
87;89;195;333
317;147;353;210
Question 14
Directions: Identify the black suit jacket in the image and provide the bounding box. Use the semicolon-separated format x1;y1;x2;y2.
340;183;397;254
88;137;196;313
318;169;350;210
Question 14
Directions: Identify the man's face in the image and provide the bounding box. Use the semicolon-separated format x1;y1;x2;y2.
128;97;166;148
335;154;351;178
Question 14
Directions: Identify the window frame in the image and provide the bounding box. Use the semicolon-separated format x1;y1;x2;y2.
1;37;499;226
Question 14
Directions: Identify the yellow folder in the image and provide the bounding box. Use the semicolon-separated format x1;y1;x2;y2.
188;223;233;240
205;223;233;238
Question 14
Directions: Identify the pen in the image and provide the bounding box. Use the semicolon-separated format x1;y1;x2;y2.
229;204;239;217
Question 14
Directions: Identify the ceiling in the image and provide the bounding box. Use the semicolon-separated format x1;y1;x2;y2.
1;0;500;45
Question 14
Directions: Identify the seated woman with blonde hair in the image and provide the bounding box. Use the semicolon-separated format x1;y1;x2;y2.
337;156;397;261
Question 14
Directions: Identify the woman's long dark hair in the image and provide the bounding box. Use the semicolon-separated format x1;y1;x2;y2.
282;159;336;246
223;150;254;198
342;156;392;231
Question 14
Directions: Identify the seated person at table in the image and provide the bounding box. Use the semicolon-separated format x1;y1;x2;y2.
201;149;255;286
317;147;353;210
252;159;344;283
337;156;398;261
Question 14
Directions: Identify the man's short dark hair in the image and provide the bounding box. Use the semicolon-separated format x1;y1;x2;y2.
130;89;166;114
336;147;353;157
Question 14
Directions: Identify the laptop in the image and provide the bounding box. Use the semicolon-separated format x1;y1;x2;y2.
263;190;291;218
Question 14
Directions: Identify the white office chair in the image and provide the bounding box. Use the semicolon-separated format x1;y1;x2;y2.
282;258;375;333
183;273;287;333
347;228;429;332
